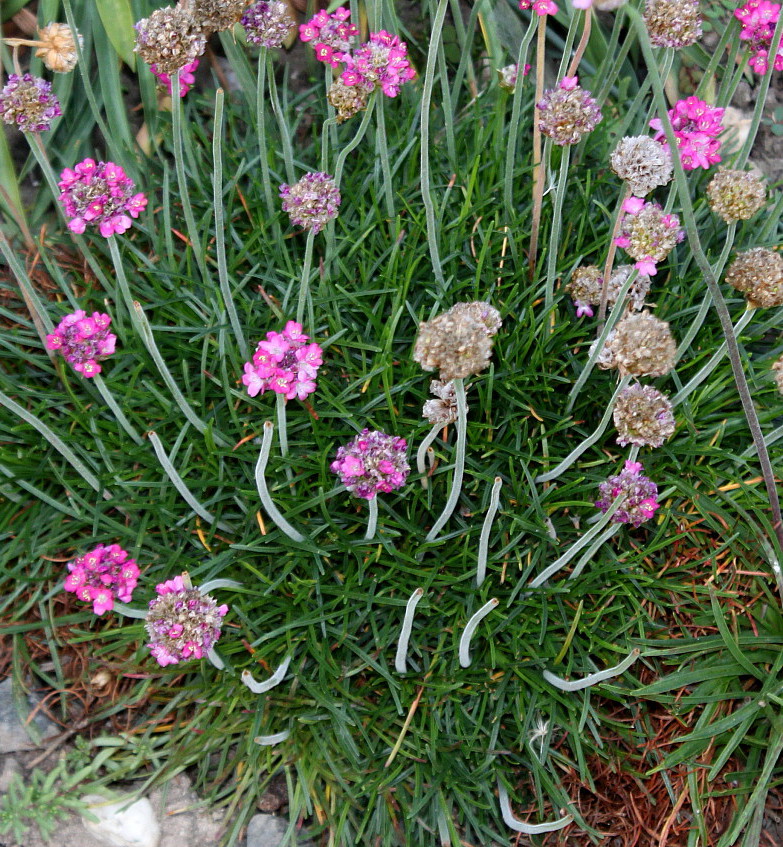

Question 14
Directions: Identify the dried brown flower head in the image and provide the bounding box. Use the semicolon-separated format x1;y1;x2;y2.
327;77;370;122
610;135;673;196
613;383;675;447
422;380;465;426
537;77;602;146
725;248;783;308
192;0;252;35
36;22;81;73
644;0;702;48
596;312;677;378
134;6;207;76
706;168;766;223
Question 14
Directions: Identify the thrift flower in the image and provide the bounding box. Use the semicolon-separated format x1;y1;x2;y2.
192;0;250;35
299;6;358;67
46;309;117;377
36;22;81;73
566;265;651;317
706;168;766;223
0;74;61;133
518;0;559;15
279;172;340;234
150;58;199;97
413;301;502;381
423;380;465;426
341;31;416;98
734;0;783;74
613;384;675;448
241;0;294;48
644;0;702;48
615;197;682;275
596;460;659;527
327;77;370;122
497;63;532;93
650;96;723;170
242;320;323;400
331;429;410;500
537;76;602;146
595;312;677;378
610;135;673;196
134;6;206;76
58;159;147;237
145;574;228;666
63;544;139;615
724;248;783;308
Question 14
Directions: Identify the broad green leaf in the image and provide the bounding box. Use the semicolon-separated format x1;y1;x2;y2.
95;0;136;70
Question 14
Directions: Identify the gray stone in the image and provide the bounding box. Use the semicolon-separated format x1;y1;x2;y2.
0;754;21;792
246;814;314;847
0;677;59;753
81;794;160;847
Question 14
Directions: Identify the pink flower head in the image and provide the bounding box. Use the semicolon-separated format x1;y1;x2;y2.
279;171;340;233
0;73;61;132
62;543;139;614
572;0;593;7
299;6;357;66
340;30;416;98
651;97;724;171
58;159;147;237
734;0;783;74
145;574;228;666
46;309;117;378
559;75;579;90
615;199;682;270
331;429;410;500
242;321;323;401
518;0;559;14
574;300;594;318
595;460;659;527
150;59;199;97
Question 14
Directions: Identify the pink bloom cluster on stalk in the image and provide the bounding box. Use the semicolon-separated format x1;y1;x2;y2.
150;58;199;97
518;0;559;14
331;429;410;500
0;73;61;132
63;544;139;615
46;309;116;377
58;159;147;237
243;320;323;401
279;171;341;233
650;96;724;170
595;460;659;527
615;196;683;276
735;0;783;73
299;6;357;67
145;575;228;667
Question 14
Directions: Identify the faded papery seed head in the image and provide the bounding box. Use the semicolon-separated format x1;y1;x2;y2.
422;380;465;426
725;248;783;308
706;168;766;223
610;135;673;195
134;6;207;75
36;22;81;72
537;76;602;146
327;77;370;122
193;0;252;35
613;383;675;448
597;312;677;378
644;0;702;48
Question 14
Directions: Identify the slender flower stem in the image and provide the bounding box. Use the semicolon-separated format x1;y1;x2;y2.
476;477;502;587
375;98;395;223
365;496;379;541
544;146;571;313
241;656;292;693
417;423;443;488
568;523;622;582
543;647;641;692
537;376;632;484
420;0;449;290
425;378;467;542
597;187;631;328
295;230;316;327
395;588;424;674
458;598;498;668
254;421;307;544
497;780;573;834
333;98;376;190
255;51;275;216
566;8;592;79
266;52;295;183
528;16;547;278
275;393;289;459
629;6;783;560
93;375;143;445
213;88;247;360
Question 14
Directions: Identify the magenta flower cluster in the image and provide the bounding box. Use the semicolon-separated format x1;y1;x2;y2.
595;460;659;527
46;309;116;377
650;96;724;171
145;575;228;667
518;0;559;15
331;429;410;500
735;0;783;74
299;6;358;67
63;544;139;615
150;58;199;97
279;171;341;233
243;320;323;401
0;73;61;132
58;158;147;237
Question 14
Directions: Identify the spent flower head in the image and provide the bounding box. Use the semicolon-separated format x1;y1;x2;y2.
242;320;323;401
192;0;251;35
734;0;783;74
341;31;416;98
331;430;410;500
46;309;117;378
299;6;357;67
706;168;766;223
650;96;723;170
566;265;651;317
644;0;702;48
724;248;783;308
134;6;207;76
615;196;682;276
596;311;677;378
63;544;139;615
327;77;370;122
58;159;147;237
0;74;61;133
151;58;199;97
36;22;81;72
413;302;501;381
497;63;531;93
279;172;340;234
241;0;294;48
423;380;465;426
610;135;673;196
596;460;659;527
613;383;675;448
537;76;602;146
145;574;228;667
